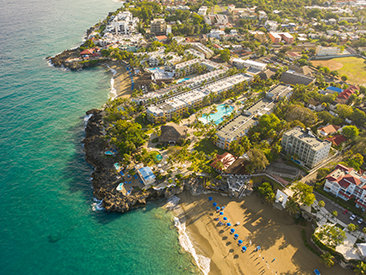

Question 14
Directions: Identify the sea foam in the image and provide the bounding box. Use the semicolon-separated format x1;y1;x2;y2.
167;196;211;275
174;217;211;275
104;64;118;100
92;198;105;211
84;114;93;125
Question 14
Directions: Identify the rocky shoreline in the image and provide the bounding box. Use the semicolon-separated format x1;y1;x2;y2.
47;49;108;70
82;109;205;213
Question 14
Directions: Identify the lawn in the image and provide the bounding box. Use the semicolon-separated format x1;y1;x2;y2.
311;56;366;85
214;5;227;13
251;175;285;190
337;57;366;85
194;138;227;155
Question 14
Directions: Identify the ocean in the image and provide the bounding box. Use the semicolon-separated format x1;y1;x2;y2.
0;0;199;274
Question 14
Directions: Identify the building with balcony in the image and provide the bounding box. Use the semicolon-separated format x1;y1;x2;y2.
146;74;252;123
215;98;274;150
150;19;167;35
281;127;331;168
197;6;208;16
324;164;366;210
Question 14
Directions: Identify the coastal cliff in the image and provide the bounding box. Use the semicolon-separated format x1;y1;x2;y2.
82;109;197;213
47;49;105;70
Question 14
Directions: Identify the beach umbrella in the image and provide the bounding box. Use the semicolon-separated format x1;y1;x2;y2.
257;246;261;251
219;212;224;215
242;246;247;252
221;206;225;210
238;240;243;245
216;206;220;211
223;217;228;221
213;202;217;207
208;197;213;201
234;234;239;240
227;223;232;227
230;228;235;234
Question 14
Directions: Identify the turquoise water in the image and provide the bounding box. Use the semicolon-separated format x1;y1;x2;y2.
114;163;120;170
0;0;197;274
177;77;191;83
202;104;234;124
156;154;163;161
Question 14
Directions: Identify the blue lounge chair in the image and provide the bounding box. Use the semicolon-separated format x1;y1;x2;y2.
314;269;321;275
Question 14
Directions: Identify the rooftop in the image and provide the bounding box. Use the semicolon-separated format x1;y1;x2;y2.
217;98;274;141
210;152;237;172
284;126;331;151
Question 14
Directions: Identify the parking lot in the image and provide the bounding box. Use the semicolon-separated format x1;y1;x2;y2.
315;192;365;231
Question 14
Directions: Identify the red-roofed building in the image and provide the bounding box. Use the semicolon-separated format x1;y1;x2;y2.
335;85;359;104
155;35;167;42
80;48;95;55
210;152;237;172
287;51;301;61
325;135;347;146
318;124;340;136
324;164;366;210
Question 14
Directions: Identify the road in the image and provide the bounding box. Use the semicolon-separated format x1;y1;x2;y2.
315;191;365;232
300;153;342;186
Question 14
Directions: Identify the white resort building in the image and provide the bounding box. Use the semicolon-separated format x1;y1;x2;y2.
281;127;331;168
324;164;366;210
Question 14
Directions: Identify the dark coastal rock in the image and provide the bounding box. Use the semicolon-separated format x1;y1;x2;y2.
83;109;187;213
48;48;105;70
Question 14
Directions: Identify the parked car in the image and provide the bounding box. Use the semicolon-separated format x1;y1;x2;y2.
343;209;348;214
350;214;357;220
358;218;363;224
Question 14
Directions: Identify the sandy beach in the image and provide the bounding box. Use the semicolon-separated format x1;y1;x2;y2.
105;61;134;99
175;191;354;275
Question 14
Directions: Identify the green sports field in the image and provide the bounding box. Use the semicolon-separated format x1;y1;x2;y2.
312;56;366;85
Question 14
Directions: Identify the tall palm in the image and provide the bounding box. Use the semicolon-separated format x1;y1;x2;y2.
355;261;366;275
320;252;334;267
285;197;299;215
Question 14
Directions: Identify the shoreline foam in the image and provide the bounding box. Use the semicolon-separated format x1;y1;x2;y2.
165;196;211;275
104;64;118;100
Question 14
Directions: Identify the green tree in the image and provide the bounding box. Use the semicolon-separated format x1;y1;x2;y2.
347;153;364;170
247;148;269;173
320;252;334;267
341;75;348;82
314;224;346;248
286;105;317;127
291;182;316;206
331;210;338;217
351;109;366;126
318;200;325;208
317;111;334;125
355;261;366;275
317;168;331;180
285;197;300;215
219;49;231;62
342;125;359;139
257;182;275;203
336;104;353;119
347;223;358;232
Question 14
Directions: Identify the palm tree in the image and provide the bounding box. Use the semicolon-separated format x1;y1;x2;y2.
320;252;334;267
355;261;366;275
285;197;300;215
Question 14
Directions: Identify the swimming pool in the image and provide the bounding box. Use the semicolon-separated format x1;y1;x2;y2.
105;151;115;156
177;77;190;84
114;163;120;171
155;154;163;162
202;104;234;125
